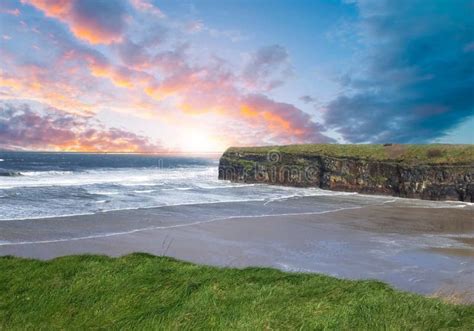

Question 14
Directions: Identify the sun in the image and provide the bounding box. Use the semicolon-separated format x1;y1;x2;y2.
178;129;227;153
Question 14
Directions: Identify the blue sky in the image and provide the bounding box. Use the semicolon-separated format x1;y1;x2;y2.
0;0;472;152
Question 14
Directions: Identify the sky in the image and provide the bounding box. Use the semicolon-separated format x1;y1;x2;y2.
0;0;472;153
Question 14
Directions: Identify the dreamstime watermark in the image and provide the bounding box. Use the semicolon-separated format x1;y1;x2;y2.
219;150;320;184
267;150;281;163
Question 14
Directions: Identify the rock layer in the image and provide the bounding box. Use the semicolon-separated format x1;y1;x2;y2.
218;148;474;202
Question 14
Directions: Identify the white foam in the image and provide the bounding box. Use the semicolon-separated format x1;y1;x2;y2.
438;233;474;239
194;183;256;189
21;171;73;176
0;197;267;221
0;166;216;189
262;190;356;205
357;193;473;208
0;211;97;222
89;191;120;195
161;187;193;191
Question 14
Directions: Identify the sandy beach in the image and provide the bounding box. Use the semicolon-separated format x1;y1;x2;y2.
1;195;473;301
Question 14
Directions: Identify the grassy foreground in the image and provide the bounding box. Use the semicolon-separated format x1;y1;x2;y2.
1;254;473;330
226;144;474;165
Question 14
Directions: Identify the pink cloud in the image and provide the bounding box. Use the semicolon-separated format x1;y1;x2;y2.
0;103;163;152
0;7;21;16
130;0;165;18
23;0;128;44
239;94;332;143
85;54;154;89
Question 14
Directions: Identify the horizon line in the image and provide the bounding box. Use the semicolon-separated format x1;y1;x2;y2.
0;150;225;155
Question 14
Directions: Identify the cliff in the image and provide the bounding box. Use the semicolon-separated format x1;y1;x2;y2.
218;144;474;202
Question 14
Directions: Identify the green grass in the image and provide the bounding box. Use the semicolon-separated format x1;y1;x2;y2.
1;254;473;330
226;144;474;165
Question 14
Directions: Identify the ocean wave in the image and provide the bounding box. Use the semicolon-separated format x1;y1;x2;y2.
0;197;266;221
21;171;74;176
2;162;471;222
0;169;22;177
0;166;216;188
162;187;193;191
133;190;156;194
194;183;257;190
121;183;160;187
88;191;120;195
0;211;97;222
1;189;467;222
368;195;473;208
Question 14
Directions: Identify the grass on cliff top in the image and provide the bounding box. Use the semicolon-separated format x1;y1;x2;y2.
226;144;474;165
1;254;473;330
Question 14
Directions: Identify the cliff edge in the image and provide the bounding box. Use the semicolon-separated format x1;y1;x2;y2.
218;144;474;201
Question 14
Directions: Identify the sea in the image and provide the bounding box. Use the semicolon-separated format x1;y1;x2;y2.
0;151;367;221
1;151;470;222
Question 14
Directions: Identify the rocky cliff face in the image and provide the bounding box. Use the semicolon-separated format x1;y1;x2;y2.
218;149;474;202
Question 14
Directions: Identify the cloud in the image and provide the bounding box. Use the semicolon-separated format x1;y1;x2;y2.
183;20;245;42
115;28;169;69
0;7;20;16
145;54;332;144
116;39;155;69
185;20;204;33
130;0;165;18
241;44;293;91
0;103;162;152
0;26;160;118
324;0;474;143
240;94;333;143
299;95;317;104
85;53;155;89
2;1;332;149
23;0;128;44
0;57;97;115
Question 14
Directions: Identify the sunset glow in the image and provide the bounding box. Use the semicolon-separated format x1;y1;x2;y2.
1;0;472;152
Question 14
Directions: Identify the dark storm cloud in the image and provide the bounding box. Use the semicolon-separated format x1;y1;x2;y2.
324;0;474;143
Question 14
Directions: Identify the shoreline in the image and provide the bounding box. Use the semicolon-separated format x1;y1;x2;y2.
1;196;473;301
1;185;471;223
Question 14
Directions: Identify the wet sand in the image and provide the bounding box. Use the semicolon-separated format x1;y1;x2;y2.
1;196;473;301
